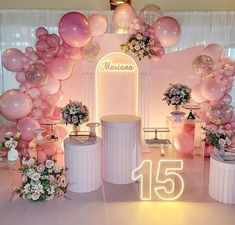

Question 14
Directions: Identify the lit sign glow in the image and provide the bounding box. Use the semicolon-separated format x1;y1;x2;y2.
100;61;135;72
132;159;184;201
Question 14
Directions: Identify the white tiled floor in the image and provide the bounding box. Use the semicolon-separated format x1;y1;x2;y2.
1;147;235;225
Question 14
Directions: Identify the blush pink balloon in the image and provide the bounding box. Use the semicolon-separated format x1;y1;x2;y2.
88;14;107;37
49;57;73;80
203;44;224;60
33;98;43;108
18;117;41;141
31;108;43;119
0;89;33;120
40;76;60;95
2;48;25;72
35;27;48;38
113;3;137;29
174;132;194;154
15;72;26;83
201;78;226;101
59;12;92;48
37;150;47;164
153;16;181;47
191;83;207;103
27;88;41;99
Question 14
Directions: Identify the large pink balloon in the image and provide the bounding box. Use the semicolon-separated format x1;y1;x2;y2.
174;132;194;154
2;48;25;72
153;16;181;47
88;14;107;37
59;12;92;48
201;78;226;101
191;84;207;103
18;117;41;141
40;76;60;95
49;58;73;80
0;89;32;120
113;3;137;29
203;44;224;60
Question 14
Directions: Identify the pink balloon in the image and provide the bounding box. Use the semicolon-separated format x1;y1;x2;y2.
27;88;41;99
201;78;226;101
40;76;60;95
192;55;214;77
31;108;43;119
203;44;224;60
40;100;55;117
49;58;73;80
2;48;25;72
191;84;207;103
174;132;194;154
0;89;33;120
35;27;48;38
113;3;137;29
15;72;26;83
33;98;43;108
88;14;107;37
153;16;181;47
18;117;41;141
59;12;92;48
37;150;47;164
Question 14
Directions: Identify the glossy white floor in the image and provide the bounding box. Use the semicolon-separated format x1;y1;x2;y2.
1;147;235;225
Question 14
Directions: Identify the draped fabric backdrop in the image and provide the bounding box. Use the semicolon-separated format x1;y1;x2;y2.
0;10;235;125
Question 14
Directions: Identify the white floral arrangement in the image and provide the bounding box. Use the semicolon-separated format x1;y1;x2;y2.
61;101;89;126
0;131;20;153
163;83;191;107
202;124;233;150
121;18;165;60
16;158;67;201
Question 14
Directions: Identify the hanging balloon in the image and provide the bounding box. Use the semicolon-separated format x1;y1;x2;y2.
82;42;101;62
139;4;163;25
224;43;235;60
58;12;92;48
88;14;107;37
153;16;181;47
192;55;214;77
113;3;137;29
207;103;233;124
25;63;49;87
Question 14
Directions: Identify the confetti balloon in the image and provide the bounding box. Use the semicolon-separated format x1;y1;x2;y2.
192;55;214;77
139;4;163;25
82;42;101;62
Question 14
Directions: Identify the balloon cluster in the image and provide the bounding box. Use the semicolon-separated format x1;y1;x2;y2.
0;11;108;157
116;3;181;60
190;44;235;155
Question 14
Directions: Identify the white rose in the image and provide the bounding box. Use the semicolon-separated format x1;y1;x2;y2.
53;165;61;173
31;191;40;201
45;160;54;169
36;164;45;173
24;183;31;194
4;139;13;148
27;158;36;167
31;172;41;181
218;138;226;147
21;174;28;183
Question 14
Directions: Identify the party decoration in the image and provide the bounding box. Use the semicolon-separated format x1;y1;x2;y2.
153;16;181;47
0;89;32;120
88;14;107;37
203;43;224;60
59;12;92;48
174;132;194;154
82;42;101;62
191;83;207;103
40;76;60;95
113;3;137;29
192;55;214;77
25;63;49;86
139;4;163;25
2;48;25;72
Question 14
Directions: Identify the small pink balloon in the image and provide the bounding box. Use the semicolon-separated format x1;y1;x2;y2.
33;98;43;108
37;150;47;164
153;16;181;47
43;145;57;156
15;72;26;83
40;76;60;95
2;48;25;72
59;12;92;48
88;14;107;37
18;117;41;141
35;39;48;52
40;100;55;117
113;3;137;29
49;57;73;80
35;27;48;38
174;132;194;154
191;83;207;103
0;89;33;120
224;123;232;130
203;44;224;60
31;108;43;119
201;78;226;101
27;88;40;99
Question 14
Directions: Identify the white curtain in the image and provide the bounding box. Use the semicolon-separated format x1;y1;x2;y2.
0;9;235;105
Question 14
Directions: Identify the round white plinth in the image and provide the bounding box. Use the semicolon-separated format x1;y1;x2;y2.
101;114;141;184
209;156;235;204
64;137;101;193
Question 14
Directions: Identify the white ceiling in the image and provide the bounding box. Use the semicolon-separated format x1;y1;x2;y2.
0;0;234;10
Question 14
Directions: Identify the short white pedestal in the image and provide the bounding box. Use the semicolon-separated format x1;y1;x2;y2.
101;114;141;184
209;156;235;204
64;137;101;193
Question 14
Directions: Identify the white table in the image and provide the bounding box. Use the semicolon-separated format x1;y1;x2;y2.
209;155;235;204
101;114;141;184
64;137;101;193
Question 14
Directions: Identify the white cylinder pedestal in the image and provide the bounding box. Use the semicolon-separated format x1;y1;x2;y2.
64;137;101;193
101;114;141;184
209;156;235;204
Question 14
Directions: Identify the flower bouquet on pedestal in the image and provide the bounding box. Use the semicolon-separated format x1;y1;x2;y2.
163;83;191;121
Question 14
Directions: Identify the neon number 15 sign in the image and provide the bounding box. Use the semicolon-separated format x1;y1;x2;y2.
132;160;184;201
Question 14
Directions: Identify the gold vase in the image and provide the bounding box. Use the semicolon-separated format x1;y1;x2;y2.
71;124;80;136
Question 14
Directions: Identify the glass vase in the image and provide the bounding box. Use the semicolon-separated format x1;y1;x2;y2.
70;124;80;136
171;105;185;122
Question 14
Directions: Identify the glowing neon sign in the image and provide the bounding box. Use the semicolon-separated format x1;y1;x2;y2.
100;61;135;72
132;159;184;201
